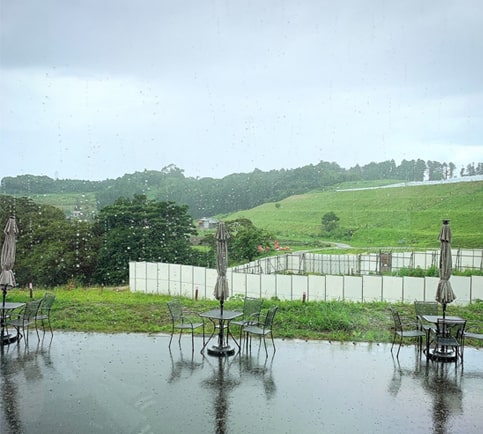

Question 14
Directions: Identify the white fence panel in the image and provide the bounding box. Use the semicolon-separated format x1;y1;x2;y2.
381;276;402;303
193;266;208;299
359;254;375;274
308;275;325;301
232;272;247;297
391;252;412;270
291;274;308;301
402;276;425;303
363;276;382;302
157;263;170;295
423;277;439;302
344;276;362;302
167;264;181;297
412;251;435;270
455;249;480;270
472;276;483;301
245;273;261;299
276;274;292;300
129;261;477;305
260;274;276;300
452;276;471;306
145;262;159;294
326;275;344;301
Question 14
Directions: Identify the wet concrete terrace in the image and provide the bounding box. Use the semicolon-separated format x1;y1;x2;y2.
1;332;482;434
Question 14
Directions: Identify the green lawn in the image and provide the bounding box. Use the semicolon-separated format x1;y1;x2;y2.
6;287;483;347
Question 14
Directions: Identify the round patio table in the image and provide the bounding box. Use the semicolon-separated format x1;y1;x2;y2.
200;309;243;357
1;302;25;345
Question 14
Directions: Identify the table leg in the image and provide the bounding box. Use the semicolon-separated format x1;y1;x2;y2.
201;318;218;353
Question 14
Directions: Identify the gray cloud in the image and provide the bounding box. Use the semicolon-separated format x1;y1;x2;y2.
1;0;482;181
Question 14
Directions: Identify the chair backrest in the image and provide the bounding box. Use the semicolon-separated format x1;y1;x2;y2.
24;299;42;319
263;306;278;329
414;301;438;317
243;297;263;320
437;319;466;339
389;307;403;332
41;292;56;313
167;300;183;322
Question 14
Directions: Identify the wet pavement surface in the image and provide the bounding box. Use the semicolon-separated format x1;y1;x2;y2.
1;332;482;434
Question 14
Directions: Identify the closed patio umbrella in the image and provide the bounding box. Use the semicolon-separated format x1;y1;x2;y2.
1;216;19;342
435;220;455;319
213;222;230;314
0;216;18;294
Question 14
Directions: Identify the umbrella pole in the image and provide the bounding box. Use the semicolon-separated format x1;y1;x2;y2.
219;299;224;349
1;284;7;341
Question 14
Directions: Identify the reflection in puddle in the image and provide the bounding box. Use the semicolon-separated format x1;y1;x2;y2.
1;334;482;433
168;345;204;383
1;336;53;434
390;353;465;434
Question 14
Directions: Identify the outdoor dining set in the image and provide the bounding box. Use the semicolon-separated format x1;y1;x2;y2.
166;221;278;358
167;297;277;357
390;301;483;363
0;292;56;346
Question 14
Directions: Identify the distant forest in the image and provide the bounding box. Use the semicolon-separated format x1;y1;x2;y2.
2;159;482;219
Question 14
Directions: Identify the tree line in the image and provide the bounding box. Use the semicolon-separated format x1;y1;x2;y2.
0;194;272;289
2;159;480;219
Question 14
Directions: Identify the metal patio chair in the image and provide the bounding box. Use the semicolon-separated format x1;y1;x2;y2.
231;297;264;345
414;301;438;354
431;319;467;363
7;299;42;345
389;307;425;358
167;299;205;350
35;292;56;336
244;306;278;357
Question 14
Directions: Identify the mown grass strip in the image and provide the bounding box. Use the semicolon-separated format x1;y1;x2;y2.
6;287;483;346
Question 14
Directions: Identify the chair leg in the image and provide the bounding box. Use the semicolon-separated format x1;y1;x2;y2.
169;324;174;347
48;317;53;336
35;319;40;337
390;332;396;354
396;334;402;358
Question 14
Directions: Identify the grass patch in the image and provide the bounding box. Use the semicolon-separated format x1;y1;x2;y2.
6;287;483;347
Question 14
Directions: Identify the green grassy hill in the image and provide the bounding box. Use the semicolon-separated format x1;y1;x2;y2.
29;192;98;221
225;180;483;248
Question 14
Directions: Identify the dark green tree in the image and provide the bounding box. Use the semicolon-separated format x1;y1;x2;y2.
93;195;197;285
221;218;273;263
0;195;98;287
321;211;340;233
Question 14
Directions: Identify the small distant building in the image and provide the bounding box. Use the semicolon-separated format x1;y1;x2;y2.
197;217;219;230
70;210;84;220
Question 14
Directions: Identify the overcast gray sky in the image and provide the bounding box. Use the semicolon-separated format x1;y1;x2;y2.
1;0;482;181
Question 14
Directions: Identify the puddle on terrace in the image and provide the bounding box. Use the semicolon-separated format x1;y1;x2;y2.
1;332;482;434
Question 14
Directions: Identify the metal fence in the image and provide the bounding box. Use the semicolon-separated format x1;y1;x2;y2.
230;249;483;276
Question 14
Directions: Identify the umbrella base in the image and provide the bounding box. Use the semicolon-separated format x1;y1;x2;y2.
207;345;236;357
426;348;457;363
1;333;21;346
